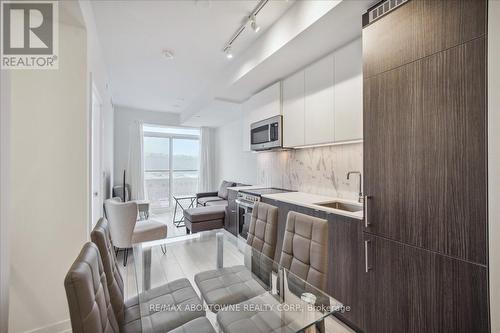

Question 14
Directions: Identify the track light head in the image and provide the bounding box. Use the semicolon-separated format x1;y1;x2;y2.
250;15;261;33
225;47;233;59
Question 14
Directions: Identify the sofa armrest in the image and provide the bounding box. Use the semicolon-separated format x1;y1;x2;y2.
196;191;219;199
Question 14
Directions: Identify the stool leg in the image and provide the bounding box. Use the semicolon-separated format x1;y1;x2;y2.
123;248;129;267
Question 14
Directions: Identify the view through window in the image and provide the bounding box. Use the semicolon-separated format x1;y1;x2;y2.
143;125;200;210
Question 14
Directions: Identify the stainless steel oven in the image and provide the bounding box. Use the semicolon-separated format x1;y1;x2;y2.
235;188;293;240
250;115;283;151
235;194;257;240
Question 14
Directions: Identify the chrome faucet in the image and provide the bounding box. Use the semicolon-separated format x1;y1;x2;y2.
347;171;363;204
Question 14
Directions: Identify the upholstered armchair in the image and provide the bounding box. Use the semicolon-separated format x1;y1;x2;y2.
104;199;167;266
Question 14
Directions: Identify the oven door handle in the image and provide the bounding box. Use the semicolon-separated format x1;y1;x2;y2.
235;199;254;209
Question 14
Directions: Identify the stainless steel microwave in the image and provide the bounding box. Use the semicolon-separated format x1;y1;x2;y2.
250;115;283;151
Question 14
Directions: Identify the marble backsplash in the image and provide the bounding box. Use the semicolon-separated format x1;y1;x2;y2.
256;142;363;200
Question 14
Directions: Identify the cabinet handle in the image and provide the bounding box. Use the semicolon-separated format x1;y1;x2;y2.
364;240;372;273
364;195;370;228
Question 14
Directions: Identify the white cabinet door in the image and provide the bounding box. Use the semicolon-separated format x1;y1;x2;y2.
334;38;363;141
252;81;281;121
242;81;282;151
304;54;335;145
283;70;305;147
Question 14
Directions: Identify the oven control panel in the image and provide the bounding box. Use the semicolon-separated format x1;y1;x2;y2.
238;193;260;203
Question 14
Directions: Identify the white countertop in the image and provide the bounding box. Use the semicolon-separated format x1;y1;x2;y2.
261;191;364;220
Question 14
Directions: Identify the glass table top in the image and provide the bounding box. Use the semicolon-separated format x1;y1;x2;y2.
132;229;354;333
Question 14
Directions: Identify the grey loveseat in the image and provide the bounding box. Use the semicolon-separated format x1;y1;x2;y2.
196;180;237;207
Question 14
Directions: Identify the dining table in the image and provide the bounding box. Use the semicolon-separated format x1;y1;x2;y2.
132;229;356;333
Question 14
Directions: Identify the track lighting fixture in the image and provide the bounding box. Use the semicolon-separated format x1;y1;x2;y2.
221;0;269;59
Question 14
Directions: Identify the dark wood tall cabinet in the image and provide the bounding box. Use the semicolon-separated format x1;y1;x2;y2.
362;0;489;332
362;233;489;333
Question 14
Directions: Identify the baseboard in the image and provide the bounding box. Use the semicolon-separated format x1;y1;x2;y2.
24;319;71;333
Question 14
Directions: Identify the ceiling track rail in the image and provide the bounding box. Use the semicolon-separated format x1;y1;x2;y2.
223;0;269;52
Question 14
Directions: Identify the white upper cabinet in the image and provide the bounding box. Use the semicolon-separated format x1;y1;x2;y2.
241;81;282;151
283;70;305;147
245;38;363;150
305;54;335;145
334;38;363;142
281;37;363;148
251;81;282;121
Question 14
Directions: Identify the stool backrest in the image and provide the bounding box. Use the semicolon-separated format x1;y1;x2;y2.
279;211;328;291
246;202;278;287
64;242;119;333
91;218;126;326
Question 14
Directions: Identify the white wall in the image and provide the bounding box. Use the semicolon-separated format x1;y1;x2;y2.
214;118;258;187
489;1;500;331
114;106;180;186
8;20;88;333
79;0;115;200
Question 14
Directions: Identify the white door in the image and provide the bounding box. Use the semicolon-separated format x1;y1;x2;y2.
91;86;103;228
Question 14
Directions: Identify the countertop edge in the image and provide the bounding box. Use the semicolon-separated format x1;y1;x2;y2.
261;193;364;221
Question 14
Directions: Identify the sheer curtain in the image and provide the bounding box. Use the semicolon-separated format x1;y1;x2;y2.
198;127;215;192
127;120;145;200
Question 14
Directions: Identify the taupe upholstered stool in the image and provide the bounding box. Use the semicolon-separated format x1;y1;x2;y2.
216;210;329;333
63;218;213;333
195;202;278;313
183;205;226;234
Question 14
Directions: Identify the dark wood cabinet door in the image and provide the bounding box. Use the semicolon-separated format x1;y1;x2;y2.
362;233;489;333
362;0;486;78
224;208;237;236
364;36;487;264
326;214;365;331
226;189;238;236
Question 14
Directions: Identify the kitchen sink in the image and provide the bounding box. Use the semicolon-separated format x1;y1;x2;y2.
314;201;363;213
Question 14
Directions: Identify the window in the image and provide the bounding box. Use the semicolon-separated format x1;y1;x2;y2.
143;125;200;210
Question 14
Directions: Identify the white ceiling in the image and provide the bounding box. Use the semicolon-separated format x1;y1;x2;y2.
182;99;242;127
91;0;294;114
